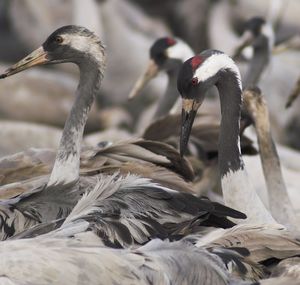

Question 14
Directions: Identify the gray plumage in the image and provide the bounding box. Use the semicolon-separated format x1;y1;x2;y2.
13;174;246;247
256;257;300;284
271;257;300;279
0;138;195;191
0;175;97;240
0;138;199;240
0;26;197;241
184;223;300;263
0;232;262;285
0;25;106;239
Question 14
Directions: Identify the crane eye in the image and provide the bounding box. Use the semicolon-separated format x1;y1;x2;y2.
156;52;165;60
54;36;63;44
191;77;198;86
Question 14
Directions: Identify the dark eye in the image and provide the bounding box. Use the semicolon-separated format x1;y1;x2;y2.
153;52;166;65
54;36;63;44
191;77;198;86
156;52;165;60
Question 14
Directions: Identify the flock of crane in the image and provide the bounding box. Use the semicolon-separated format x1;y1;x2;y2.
0;7;299;285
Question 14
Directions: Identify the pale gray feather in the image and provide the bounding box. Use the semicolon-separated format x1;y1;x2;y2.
185;224;300;263
0;234;252;285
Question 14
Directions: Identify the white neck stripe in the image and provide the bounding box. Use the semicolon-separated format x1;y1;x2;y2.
194;53;242;90
166;38;194;62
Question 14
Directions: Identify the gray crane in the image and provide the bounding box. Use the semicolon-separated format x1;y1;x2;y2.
177;50;277;224
0;26;246;241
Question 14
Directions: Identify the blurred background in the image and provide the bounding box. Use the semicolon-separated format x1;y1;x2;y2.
0;0;299;156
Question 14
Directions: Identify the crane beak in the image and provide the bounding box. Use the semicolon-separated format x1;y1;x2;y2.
128;59;159;100
232;31;254;59
0;46;49;79
180;98;202;157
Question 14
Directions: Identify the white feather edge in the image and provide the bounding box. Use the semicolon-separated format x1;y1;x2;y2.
193;223;286;248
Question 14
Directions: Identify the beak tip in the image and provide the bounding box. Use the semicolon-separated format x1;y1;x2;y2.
128;94;134;101
0;74;7;79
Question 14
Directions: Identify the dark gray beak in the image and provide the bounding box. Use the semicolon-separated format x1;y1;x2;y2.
180;98;202;157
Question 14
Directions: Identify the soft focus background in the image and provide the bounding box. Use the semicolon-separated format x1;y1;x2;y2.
0;0;299;156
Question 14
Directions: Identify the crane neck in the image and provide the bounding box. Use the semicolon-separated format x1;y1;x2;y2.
243;36;270;88
154;61;182;118
217;71;244;176
47;61;104;186
216;70;276;224
250;99;298;229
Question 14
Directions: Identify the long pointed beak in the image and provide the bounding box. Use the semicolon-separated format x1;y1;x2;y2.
0;46;49;79
232;31;254;59
180;99;202;157
128;59;159;100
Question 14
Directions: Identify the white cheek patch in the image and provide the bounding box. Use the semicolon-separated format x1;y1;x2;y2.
166;38;194;62
194;53;242;90
69;36;92;53
61;34;105;64
242;46;254;60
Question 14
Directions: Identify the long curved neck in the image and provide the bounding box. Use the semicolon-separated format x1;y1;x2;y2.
243;36;270;88
154;64;181;118
250;98;297;229
217;71;275;224
217;72;243;176
47;62;103;186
